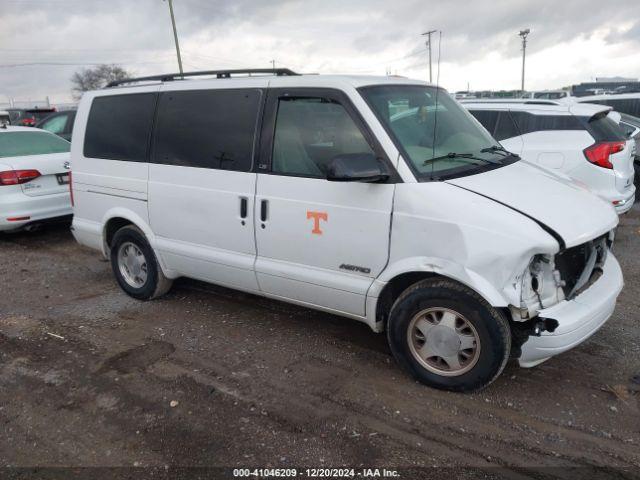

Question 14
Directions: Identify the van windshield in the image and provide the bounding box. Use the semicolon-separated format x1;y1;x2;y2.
359;85;517;180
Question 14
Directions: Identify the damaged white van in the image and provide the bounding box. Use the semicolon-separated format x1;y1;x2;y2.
71;70;623;391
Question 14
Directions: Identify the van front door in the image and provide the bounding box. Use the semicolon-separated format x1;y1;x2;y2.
148;85;265;293
254;89;396;317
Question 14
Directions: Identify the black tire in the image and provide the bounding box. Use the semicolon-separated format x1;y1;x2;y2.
110;225;173;300
387;278;511;392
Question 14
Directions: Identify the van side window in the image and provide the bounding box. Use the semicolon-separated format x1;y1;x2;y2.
272;97;374;177
152;89;261;172
84;93;157;162
494;112;519;141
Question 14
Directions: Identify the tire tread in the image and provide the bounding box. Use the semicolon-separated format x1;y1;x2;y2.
387;277;511;392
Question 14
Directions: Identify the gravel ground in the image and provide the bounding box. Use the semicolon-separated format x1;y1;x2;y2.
0;205;639;479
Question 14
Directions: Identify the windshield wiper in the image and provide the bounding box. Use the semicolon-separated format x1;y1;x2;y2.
480;145;520;158
423;152;501;166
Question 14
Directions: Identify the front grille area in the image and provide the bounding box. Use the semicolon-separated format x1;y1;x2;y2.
555;233;610;299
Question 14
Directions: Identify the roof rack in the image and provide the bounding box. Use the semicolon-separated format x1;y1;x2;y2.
106;68;299;88
460;99;561;106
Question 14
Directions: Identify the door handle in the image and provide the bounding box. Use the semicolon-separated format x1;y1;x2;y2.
260;199;268;223
240;197;248;218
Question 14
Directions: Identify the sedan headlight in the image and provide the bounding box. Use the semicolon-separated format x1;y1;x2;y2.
519;254;566;319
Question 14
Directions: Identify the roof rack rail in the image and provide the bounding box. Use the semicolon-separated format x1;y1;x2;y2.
523;100;561;105
460;99;561;106
106;68;299;88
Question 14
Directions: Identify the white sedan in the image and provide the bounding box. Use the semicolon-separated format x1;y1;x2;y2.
0;126;72;232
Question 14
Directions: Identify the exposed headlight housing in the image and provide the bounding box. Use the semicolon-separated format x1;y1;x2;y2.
517;254;566;319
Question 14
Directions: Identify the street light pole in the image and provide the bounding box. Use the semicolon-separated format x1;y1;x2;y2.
421;30;437;83
165;0;183;76
518;29;530;94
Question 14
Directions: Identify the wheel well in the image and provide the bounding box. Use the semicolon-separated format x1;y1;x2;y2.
376;272;439;327
376;272;512;335
104;217;133;251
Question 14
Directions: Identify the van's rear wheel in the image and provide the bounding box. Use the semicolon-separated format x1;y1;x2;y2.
387;278;510;392
110;225;172;300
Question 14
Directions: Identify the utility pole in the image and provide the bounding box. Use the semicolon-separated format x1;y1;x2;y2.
164;0;183;76
270;59;276;71
519;29;530;94
421;30;437;83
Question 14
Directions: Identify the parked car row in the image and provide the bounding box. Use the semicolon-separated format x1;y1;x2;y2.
0;70;631;392
6;107;57;127
1;107;77;141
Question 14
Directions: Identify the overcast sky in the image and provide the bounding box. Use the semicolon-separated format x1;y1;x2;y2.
1;0;640;104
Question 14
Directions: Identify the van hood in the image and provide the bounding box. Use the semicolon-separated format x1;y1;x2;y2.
445;161;618;249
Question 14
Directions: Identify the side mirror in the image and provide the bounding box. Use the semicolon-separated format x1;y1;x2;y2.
326;153;390;183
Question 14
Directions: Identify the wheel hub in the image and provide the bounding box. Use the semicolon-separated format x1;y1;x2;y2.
117;242;148;288
407;307;481;377
426;325;461;358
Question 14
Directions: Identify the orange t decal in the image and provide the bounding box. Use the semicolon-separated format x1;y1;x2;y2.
307;211;328;235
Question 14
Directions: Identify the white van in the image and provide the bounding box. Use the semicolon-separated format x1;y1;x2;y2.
71;69;623;391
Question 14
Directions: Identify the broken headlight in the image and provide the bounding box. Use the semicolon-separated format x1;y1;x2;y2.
518;254;566;319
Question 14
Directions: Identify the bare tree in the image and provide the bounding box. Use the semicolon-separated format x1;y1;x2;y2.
71;64;132;99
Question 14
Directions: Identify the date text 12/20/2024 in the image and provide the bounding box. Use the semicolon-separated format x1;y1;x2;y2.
232;468;400;478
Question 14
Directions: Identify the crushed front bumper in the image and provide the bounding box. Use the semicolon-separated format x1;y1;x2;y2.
519;252;623;367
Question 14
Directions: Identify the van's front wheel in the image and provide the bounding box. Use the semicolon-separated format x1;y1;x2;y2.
387;278;510;392
110;225;172;300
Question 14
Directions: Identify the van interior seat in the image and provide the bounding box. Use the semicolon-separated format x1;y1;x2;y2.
272;102;323;177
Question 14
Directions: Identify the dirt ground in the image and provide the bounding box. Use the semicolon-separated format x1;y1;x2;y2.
1;205;639;479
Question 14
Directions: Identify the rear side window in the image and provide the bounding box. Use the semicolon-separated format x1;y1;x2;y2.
40;114;68;134
579;113;627;142
30;110;56;122
510;112;583;134
470;110;498;135
494;112;519;141
152;89;261;172
84;93;157;162
8;111;22;122
469;110;519;141
0;131;70;158
620;122;637;138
